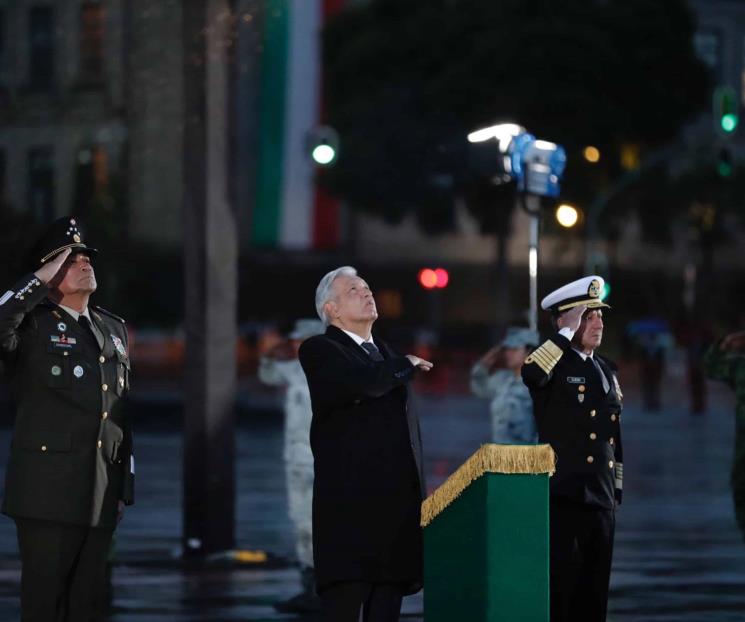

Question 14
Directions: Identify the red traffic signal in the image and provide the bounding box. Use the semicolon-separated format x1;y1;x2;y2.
418;268;449;289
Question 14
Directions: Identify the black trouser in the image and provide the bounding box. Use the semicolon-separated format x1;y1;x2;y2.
319;581;405;622
15;518;114;622
549;499;615;622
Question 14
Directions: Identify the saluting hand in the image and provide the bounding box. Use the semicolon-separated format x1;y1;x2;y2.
557;304;587;333
406;355;434;371
34;248;71;286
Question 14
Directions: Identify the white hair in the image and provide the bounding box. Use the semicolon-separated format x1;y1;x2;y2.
315;266;358;326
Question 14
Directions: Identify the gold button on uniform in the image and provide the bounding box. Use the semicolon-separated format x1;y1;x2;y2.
587;456;594;464
102;412;108;420
99;356;105;363
609;437;614;445
41;445;47;452
590;432;597;440
609;461;614;469
97;440;102;449
578;385;586;393
102;384;108;392
63;351;69;357
590;410;596;417
610;414;617;422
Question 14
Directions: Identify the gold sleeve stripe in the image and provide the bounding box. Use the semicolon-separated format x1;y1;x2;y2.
543;340;563;359
524;339;563;374
526;349;559;371
525;353;551;374
530;351;555;371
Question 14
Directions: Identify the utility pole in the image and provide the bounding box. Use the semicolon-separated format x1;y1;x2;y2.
182;0;238;556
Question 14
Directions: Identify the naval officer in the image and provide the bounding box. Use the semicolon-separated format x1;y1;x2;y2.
0;217;134;621
521;276;623;622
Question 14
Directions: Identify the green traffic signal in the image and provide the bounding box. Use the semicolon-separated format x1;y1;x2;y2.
714;86;739;135
722;112;738;133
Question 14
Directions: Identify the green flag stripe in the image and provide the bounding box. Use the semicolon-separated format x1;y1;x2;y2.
253;0;289;247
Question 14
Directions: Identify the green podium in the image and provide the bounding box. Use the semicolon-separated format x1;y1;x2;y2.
421;444;555;621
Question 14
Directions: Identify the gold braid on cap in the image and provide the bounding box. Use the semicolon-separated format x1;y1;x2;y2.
40;243;86;264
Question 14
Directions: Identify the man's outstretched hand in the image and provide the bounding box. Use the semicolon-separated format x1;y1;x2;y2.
406;355;433;371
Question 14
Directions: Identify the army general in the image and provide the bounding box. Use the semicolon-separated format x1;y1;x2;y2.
0;217;134;621
522;276;623;622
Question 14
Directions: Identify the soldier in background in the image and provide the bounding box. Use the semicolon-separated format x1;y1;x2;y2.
0;217;134;621
259;318;324;613
471;327;539;443
703;329;745;540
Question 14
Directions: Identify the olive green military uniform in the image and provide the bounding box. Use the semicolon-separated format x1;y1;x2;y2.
703;341;745;540
0;216;134;621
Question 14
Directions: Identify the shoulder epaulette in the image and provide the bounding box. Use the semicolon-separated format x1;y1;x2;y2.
524;339;564;374
92;305;126;324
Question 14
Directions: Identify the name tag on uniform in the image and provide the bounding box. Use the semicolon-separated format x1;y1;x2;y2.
566;376;585;384
50;335;77;349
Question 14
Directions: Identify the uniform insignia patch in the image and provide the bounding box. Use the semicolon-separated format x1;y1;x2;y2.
57;322;67;332
73;365;84;378
567;376;585;384
51;365;62;376
111;335;127;357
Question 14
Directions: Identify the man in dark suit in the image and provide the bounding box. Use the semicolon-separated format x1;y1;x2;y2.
0;217;134;621
299;266;432;622
521;276;623;622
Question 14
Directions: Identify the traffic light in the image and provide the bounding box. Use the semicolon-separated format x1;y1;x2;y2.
307;126;339;166
418;268;449;289
717;147;733;177
713;86;739;135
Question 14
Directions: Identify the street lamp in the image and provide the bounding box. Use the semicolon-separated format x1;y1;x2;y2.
467;123;526;150
466;123;567;332
307;125;339;167
556;203;579;228
583;146;600;163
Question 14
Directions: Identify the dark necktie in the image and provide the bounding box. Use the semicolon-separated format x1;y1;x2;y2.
590;356;611;394
361;342;384;362
78;315;100;350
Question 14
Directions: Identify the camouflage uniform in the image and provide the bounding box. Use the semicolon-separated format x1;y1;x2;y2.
470;365;537;443
258;357;314;568
703;342;745;539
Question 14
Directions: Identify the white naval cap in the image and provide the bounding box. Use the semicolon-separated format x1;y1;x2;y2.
541;275;610;314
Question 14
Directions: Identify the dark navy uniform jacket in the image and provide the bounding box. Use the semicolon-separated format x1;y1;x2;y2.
522;332;623;510
0;273;134;529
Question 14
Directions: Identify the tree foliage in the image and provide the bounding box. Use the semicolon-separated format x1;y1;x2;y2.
322;0;709;234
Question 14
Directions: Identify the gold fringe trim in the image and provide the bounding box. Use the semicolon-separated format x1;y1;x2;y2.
420;443;556;527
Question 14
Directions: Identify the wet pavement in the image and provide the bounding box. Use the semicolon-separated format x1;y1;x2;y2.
0;371;743;621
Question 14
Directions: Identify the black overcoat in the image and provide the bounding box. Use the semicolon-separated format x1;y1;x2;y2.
298;325;424;593
0;273;134;529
